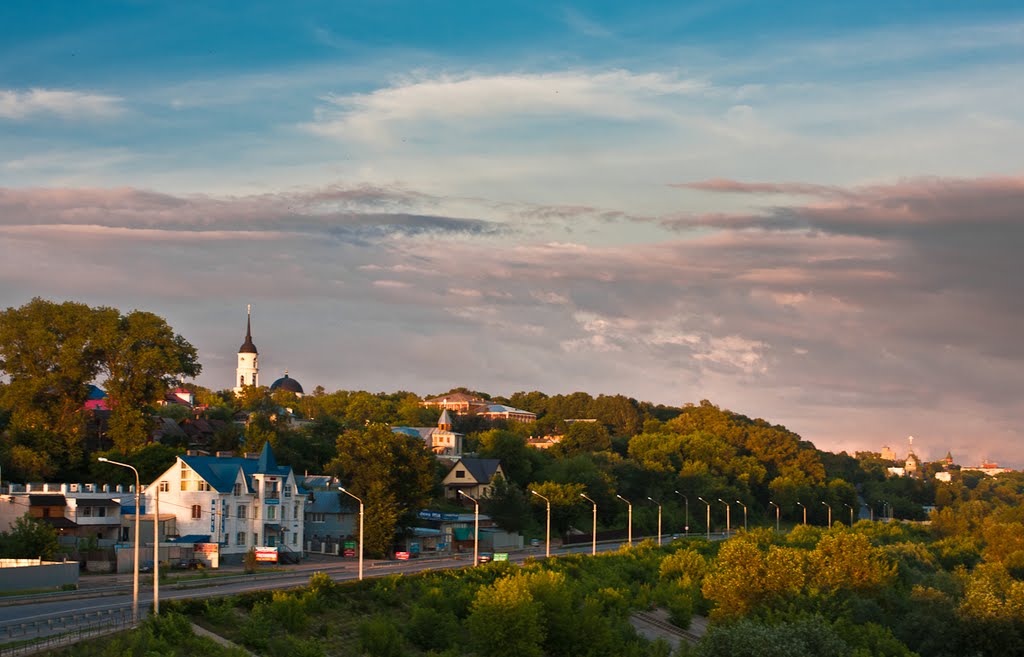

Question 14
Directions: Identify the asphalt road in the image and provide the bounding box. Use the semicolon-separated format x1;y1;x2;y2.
0;533;720;640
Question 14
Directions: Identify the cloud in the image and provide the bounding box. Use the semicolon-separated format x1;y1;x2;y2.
0;185;501;242
0;88;124;120
305;70;705;142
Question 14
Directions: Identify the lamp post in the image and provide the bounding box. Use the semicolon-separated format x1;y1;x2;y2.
153;484;159;615
768;501;780;532
797;501;806;525
338;487;364;580
580;493;597;556
844;503;854;526
531;490;551;558
458;490;479;566
717;499;731;536
647;497;662;545
673;491;689;536
821;501;832;527
98;457;139;624
616;494;632;546
735;500;747;533
697;497;710;540
880;500;888;522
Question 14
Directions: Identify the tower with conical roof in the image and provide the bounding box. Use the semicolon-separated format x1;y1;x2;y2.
234;305;259;394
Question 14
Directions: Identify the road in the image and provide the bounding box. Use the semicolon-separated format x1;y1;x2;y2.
0;533;720;643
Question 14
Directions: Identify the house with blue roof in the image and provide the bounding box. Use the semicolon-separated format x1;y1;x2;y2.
141;442;307;565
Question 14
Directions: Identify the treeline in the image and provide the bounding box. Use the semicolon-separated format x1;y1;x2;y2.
61;504;1024;657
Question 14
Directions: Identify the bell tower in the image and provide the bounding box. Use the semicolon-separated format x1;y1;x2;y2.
234;304;259;394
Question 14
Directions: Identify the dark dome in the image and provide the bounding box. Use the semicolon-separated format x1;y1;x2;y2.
270;373;303;394
238;336;258;354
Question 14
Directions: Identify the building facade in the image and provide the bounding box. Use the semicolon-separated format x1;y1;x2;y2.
141;443;306;564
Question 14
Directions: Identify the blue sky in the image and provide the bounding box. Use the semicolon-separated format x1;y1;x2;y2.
3;1;1024;467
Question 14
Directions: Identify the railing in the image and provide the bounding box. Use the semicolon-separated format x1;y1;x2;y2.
0;607;135;656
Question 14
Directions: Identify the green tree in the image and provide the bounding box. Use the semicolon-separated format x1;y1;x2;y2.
97;309;201;453
0;299;108;472
0;513;60;559
527;480;587;534
328;424;434;556
482;476;531;533
554;421;612;457
467;573;545;657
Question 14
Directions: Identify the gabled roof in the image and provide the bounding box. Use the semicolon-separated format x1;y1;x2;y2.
438;409;454;425
307;491;356;514
450;458;503;484
180;444;292;494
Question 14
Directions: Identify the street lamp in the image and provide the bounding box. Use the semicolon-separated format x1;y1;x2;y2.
717;499;731;536
153;483;159;615
796;501;807;525
735;500;747;533
673;491;689;536
616;494;632;546
458;490;479;566
697;497;711;540
768;501;780;532
580;493;597;556
98;457;139;624
531;490;551;558
338;487;364;580
821;501;832;527
844;503;854;526
647;497;662;545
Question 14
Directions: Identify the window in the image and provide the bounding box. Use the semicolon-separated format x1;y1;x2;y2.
197;481;211;492
294;503;300;519
181;480;189;491
281;506;287;521
284;485;292;498
225;533;230;546
309;512;325;523
292;532;298;545
98;506;106;517
252;533;258;547
159;481;169;493
267;506;276;520
121;527;130;541
455;470;465;479
223;506;230;519
237;505;246;519
233;483;242;496
191;505;202;519
237;532;246;546
81;506;92;517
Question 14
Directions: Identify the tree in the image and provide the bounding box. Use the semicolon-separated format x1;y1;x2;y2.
482;476;531;533
328;424;434;556
97;309;201;453
0;299;108;472
0;513;60;560
554;422;611;457
477;429;535;487
467;573;545;657
527;481;586;534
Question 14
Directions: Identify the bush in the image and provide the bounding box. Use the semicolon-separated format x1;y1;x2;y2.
358;615;405;657
405;605;459;651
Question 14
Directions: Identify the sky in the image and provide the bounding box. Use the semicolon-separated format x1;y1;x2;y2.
3;1;1024;467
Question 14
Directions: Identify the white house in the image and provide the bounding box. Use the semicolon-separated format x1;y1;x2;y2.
141;443;306;564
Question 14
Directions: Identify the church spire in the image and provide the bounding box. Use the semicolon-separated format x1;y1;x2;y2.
239;304;258;354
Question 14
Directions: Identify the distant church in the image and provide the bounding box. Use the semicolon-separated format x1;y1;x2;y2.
233;305;304;397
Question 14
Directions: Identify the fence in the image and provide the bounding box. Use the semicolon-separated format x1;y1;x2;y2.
0;607;134;656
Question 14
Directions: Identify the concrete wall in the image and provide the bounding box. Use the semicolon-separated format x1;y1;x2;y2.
0;560;79;591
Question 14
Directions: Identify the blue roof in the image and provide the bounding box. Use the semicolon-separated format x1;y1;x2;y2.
87;384;108;400
169;534;211;543
180;444;293;494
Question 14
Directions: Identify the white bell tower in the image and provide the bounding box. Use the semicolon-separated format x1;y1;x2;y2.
234;304;259;394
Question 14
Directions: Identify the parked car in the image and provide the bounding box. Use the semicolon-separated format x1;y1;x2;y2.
478;553;493;564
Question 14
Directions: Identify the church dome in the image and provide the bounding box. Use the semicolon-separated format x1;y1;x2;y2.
270;373;304;395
